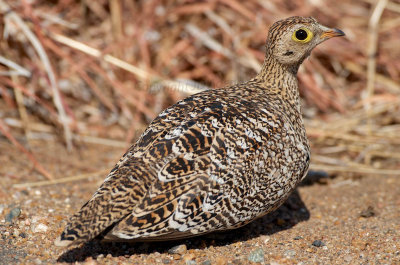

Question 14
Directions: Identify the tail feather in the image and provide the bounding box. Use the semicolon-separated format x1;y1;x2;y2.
54;164;149;247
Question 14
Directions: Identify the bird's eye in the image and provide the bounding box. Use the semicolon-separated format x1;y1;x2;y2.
292;28;313;43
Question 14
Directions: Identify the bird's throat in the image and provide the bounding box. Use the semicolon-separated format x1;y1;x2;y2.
256;54;302;112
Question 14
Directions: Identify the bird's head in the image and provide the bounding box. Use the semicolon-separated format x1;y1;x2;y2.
266;16;345;67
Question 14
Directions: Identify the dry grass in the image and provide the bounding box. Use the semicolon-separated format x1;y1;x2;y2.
0;0;399;182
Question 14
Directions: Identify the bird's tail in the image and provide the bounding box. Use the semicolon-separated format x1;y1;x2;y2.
54;166;148;247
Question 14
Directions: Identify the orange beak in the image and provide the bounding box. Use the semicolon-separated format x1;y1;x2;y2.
320;28;345;39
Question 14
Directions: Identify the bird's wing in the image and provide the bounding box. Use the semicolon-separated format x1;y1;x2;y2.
105;98;283;241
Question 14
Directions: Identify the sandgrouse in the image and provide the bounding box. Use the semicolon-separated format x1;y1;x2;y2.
55;16;344;247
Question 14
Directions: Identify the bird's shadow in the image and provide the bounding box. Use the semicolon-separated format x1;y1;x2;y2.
57;187;313;263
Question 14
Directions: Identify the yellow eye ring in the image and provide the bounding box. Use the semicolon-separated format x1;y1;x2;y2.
292;28;313;43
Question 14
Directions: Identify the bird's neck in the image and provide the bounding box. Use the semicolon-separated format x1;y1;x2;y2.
255;53;302;112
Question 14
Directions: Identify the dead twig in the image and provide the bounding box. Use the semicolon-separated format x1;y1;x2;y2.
365;0;388;134
0;56;31;77
11;75;31;145
310;164;400;176
13;169;110;188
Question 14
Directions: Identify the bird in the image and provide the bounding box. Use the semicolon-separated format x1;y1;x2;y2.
55;16;344;247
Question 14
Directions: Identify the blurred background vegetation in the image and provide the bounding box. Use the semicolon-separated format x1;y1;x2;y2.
0;0;399;181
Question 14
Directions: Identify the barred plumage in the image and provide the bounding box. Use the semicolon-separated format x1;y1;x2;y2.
55;16;344;247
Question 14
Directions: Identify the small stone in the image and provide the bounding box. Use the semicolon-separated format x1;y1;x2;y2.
202;260;212;265
172;254;181;260
312;240;325;247
344;255;352;262
168;244;187;255
186;260;197;265
183;253;195;262
247;248;264;263
261;235;270;244
360;206;375;218
83;257;98;265
284;249;296;258
33;223;48;233
270;262;281;265
13;229;20;237
215;257;227;265
19;232;26;238
162;258;171;264
5;207;21;223
293;236;303;240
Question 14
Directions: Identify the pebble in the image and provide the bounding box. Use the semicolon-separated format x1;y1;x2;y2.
284;249;296;258
83;258;99;265
247;248;264;263
261;235;270;244
162;258;171;264
168;244;187;255
186;260;197;265
183;253;195;262
202;260;212;265
270;262;282;265
33;223;48;233
293;236;303;240
344;255;353;262
13;229;20;237
5;207;21;223
215;257;228;265
311;240;325;247
360;206;375;218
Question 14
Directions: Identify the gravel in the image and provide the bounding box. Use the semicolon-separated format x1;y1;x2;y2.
167;244;187;255
247;248;264;263
5;207;21;223
312;240;326;247
284;249;296;258
360;206;376;218
32;223;49;233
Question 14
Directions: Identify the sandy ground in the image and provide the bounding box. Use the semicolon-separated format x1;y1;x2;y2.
0;139;399;265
